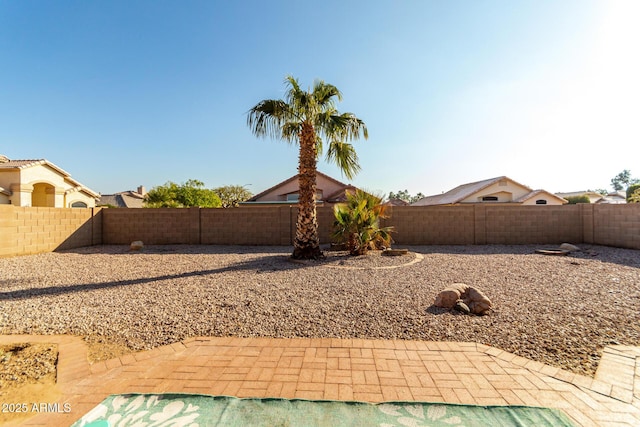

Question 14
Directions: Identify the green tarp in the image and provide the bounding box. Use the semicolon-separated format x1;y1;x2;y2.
73;393;576;427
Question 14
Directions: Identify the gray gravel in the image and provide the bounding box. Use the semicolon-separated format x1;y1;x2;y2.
1;244;639;377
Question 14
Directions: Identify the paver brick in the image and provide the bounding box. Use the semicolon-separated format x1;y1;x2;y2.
5;335;640;427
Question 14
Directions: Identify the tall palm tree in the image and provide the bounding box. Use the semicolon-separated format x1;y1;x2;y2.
247;76;368;259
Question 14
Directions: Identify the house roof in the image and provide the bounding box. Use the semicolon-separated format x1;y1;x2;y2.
412;176;566;206
607;191;626;199
0;157;100;199
0;158;71;176
412;176;512;206
515;189;567;204
324;184;358;202
98;191;145;208
384;198;410;206
247;170;352;202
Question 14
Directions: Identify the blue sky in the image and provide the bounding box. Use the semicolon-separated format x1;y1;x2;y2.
1;0;639;197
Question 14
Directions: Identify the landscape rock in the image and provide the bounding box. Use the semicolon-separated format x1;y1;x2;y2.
454;300;470;314
463;287;493;315
434;283;470;309
560;243;581;252
434;283;492;315
130;241;144;251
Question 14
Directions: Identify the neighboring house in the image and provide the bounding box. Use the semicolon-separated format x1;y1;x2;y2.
98;186;146;208
556;191;627;204
0;155;99;208
242;171;359;206
384;198;410;206
412;176;567;206
556;191;606;204
602;191;627;204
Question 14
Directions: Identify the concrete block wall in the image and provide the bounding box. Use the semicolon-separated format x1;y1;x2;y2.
593;204;640;249
201;207;292;245
0;205;101;257
581;204;594;244
1;203;639;257
385;206;475;245
316;206;336;244
482;205;583;244
102;208;196;244
101;206;349;246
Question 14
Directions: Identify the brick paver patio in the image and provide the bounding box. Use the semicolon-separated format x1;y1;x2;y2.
2;335;638;426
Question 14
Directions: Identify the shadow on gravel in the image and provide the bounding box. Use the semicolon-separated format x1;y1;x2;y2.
58;245;293;256
0;254;307;301
425;305;450;315
408;245;640;269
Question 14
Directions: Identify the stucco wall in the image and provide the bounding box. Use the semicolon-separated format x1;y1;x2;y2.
521;196;556;205
254;175;346;202
0;170;19;189
457;180;563;205
460;180;529;203
0;165;97;208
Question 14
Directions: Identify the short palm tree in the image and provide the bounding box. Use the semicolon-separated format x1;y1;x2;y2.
332;189;393;256
247;76;368;259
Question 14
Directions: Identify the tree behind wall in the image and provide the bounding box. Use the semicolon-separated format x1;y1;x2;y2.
214;185;253;208
388;189;426;204
565;195;591;204
611;170;640;191
144;180;222;208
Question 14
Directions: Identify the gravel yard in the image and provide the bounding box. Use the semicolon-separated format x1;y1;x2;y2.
1;244;639;377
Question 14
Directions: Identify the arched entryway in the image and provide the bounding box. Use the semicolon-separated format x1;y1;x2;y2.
31;183;56;207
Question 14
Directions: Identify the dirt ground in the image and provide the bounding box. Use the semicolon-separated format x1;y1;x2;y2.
0;338;132;425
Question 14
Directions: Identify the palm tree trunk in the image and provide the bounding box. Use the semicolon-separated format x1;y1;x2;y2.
292;122;324;259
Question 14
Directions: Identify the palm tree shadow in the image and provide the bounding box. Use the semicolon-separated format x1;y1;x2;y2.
0;254;306;301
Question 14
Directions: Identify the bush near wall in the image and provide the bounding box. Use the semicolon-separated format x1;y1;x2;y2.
565;195;591;204
627;184;640;202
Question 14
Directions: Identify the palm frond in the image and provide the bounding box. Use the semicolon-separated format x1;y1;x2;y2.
315;134;323;158
330;113;368;141
246;99;291;139
326;141;361;180
313;79;342;107
281;121;302;143
285;75;312;117
332;189;393;255
285;75;301;93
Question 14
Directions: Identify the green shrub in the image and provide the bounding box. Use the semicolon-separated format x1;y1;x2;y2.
332;190;394;256
627;184;640;202
144;180;222;208
565;195;591;204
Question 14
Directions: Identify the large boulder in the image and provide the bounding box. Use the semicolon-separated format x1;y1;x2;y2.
434;283;469;309
463;287;492;315
434;283;492;315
